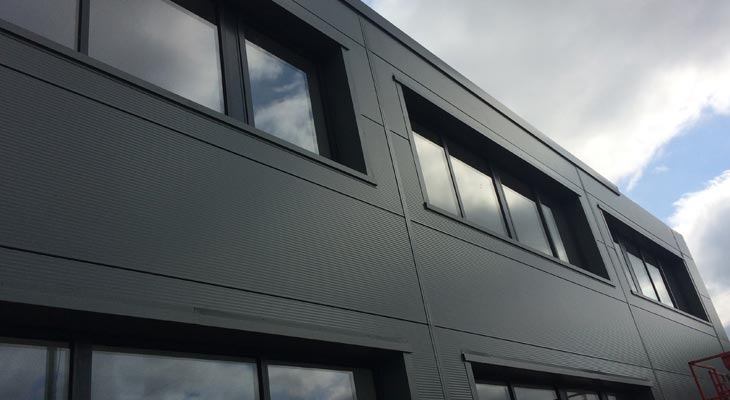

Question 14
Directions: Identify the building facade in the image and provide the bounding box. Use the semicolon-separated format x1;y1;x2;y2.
0;1;726;399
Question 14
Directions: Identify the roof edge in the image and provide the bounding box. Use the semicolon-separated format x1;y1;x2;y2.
342;0;621;195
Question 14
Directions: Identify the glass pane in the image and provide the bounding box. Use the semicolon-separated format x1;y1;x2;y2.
513;386;558;400
0;341;69;400
615;242;637;292
503;185;551;255
566;391;600;400
89;0;224;111
646;260;675;307
246;40;319;154
476;383;511;400
450;157;506;235
91;350;258;400
541;204;568;262
413;132;460;215
268;364;357;400
0;0;78;48
625;250;658;301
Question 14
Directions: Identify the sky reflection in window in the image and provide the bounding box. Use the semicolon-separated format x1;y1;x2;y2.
91;351;257;400
268;364;356;400
0;342;69;400
89;0;224;111
246;40;319;154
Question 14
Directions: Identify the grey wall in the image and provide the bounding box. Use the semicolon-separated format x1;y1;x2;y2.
0;0;726;398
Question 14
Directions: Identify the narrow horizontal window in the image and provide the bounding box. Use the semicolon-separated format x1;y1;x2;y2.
476;383;511;400
401;86;607;277
450;156;506;235
512;386;558;400
0;340;70;400
566;391;599;400
90;350;258;400
268;364;357;400
245;39;320;154
607;212;707;320
412;131;460;215
0;0;78;48
88;0;224;111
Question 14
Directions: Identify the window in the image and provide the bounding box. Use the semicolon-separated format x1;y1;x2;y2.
512;386;559;400
0;0;78;48
413;131;460;215
89;0;224;112
616;239;677;308
0;340;70;400
268;364;357;400
475;383;628;400
0;0;366;172
606;212;708;320
90;349;258;400
245;37;324;155
403;87;605;277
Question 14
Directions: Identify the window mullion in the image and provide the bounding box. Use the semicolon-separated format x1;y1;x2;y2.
617;241;640;292
77;0;90;54
70;341;92;400
258;358;271;400
492;168;517;240
507;383;517;400
441;138;466;218
217;1;245;121
237;25;256;125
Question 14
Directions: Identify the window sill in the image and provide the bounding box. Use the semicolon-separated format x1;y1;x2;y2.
423;202;615;286
0;21;377;187
630;291;710;325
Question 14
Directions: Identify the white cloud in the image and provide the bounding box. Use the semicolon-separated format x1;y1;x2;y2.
367;0;730;187
670;170;730;334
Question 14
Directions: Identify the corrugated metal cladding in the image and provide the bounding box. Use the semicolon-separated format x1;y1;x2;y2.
0;0;725;398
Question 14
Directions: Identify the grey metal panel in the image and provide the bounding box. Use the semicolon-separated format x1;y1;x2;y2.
580;171;680;252
632;306;722;374
434;327;655;400
347;44;383;124
0;65;426;322
361;20;584;189
393;132;620;297
672;230;693;260
0;31;403;215
0;246;443;400
722;339;730;352
654;370;701;400
628;298;716;337
368;52;409;138
702;295;730;342
412;224;649;366
287;0;365;44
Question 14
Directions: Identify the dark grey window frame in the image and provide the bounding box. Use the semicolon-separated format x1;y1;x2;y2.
18;339;378;400
0;0;371;181
473;379;623;400
399;83;588;270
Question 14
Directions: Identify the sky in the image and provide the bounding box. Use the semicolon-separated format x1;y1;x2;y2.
363;0;730;336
